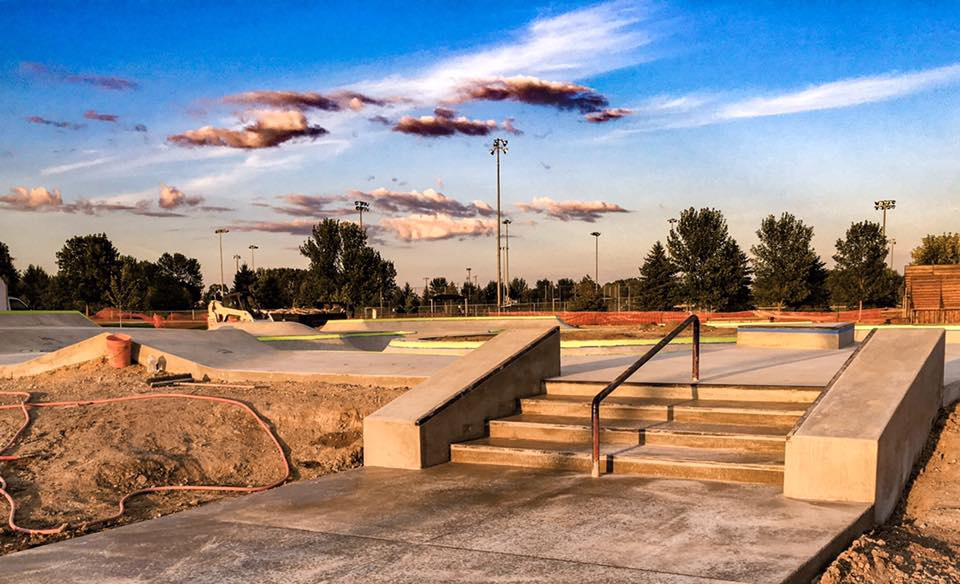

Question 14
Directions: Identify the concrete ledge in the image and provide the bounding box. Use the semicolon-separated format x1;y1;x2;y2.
0;333;111;378
854;324;960;344
363;326;561;469
784;329;945;522
737;322;854;349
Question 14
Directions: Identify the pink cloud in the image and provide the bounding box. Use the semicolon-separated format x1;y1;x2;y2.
379;213;496;241
20;62;138;91
515;196;629;222
584;107;633;123
168;110;328;149
452;76;608;113
84;110;119;122
159;185;204;209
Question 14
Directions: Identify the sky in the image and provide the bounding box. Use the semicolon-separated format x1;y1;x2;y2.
1;1;959;289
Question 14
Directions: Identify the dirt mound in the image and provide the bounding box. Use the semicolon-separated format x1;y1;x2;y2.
818;404;960;583
0;359;406;554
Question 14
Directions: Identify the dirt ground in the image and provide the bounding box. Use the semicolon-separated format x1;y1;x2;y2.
817;402;960;583
560;323;735;341
0;359;406;554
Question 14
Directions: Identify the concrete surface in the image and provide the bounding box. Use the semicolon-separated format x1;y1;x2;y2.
559;344;855;387
210;320;318;335
0;464;872;584
321;315;571;338
0;310;95;328
945;344;960;406
737;323;854;350
784;329;945;522
364;327;560;468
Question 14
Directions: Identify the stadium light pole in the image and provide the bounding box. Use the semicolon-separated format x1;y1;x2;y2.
591;232;601;292
355;200;370;230
490;138;508;312
233;254;241;272
874;199;896;268
248;245;259;270
214;228;229;296
503;219;512;306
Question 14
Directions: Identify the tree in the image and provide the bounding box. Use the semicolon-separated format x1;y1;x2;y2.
106;257;145;316
0;241;19;296
156;253;204;304
299;219;396;313
667;208;752;310
911;233;960;265
478;281;498;305
637;241;678;310
55;233;120;311
17;265;50;308
393;282;421;314
232;264;257;298
532;279;553;304
429;277;450;297
556;278;576;305
568;275;605;311
829;221;901;310
508;278;529;303
750;213;828;310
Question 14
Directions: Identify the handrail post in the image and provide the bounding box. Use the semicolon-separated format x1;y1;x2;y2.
692;316;700;383
591;404;601;478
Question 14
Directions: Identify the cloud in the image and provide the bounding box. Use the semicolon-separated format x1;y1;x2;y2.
0;187;64;210
269;193;356;217
159;185;204;209
379;213;496;241
229;219;319;235
132;124;148;133
502;118;523;135
223;90;392;112
452;76;608;113
25;116;85;130
20;62;138;91
515;196;629;222
168;110;328;149
266;187;494;219
41;156;116;176
84;110;119;122
716;62;960;120
393;107;499;137
585;107;633;122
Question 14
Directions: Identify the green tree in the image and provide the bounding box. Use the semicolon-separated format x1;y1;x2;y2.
0;241;20;296
299;219;396;313
568;275;605;311
17;265;50;308
667;208;752;311
478;281;498;304
55;233;120;311
156;252;204;304
106;257;145;315
532;279;553;304
429;277;449;297
508;277;529;303
232;264;257;297
750;213;828;310
911;233;960;265
556;278;576;305
637;241;678;310
393;282;421;314
829;221;901;310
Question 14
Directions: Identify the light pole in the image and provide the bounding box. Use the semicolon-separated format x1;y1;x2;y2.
503;219;512;306
233;254;241;273
874;199;896;268
490;138;508;312
355;200;370;230
668;218;677;229
248;245;259;270
465;267;472;314
591;232;601;291
214;228;229;296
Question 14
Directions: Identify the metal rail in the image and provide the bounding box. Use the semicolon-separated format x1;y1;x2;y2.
591;314;700;477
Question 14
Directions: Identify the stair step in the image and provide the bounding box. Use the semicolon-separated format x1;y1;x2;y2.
488;414;788;453
450;438;784;485
520;395;806;427
543;380;822;404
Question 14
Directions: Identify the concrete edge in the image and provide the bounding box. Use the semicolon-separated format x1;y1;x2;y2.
781;504;875;584
0;333;111;378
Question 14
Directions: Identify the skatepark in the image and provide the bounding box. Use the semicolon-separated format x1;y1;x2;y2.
0;309;958;582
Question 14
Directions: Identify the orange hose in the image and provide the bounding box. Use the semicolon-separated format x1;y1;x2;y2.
0;391;290;535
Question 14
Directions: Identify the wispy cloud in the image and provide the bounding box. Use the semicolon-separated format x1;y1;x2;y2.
264;186;494;219
40;156;117;176
1;185;229;217
515;196;629;221
450;76;608;113
84;110;119;122
379;213;496;241
25;116;85;130
393;108;501;137
229;219;318;235
20;62;139;91
223;90;395;112
585;107;633;122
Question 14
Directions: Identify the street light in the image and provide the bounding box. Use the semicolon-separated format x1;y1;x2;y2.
503;219;512;306
874;199;896;268
355;200;370;229
591;232;601;291
668;218;677;229
490;137;508;312
233;254;241;272
214;228;229;297
248;245;259;270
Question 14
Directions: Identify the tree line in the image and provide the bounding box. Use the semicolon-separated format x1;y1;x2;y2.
1;213;956;314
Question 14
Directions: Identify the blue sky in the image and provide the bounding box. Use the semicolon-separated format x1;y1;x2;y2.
1;1;958;288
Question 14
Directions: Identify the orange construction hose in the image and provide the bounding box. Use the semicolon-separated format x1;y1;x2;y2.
0;391;290;535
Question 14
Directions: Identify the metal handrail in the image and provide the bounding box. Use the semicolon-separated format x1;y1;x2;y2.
591;314;700;477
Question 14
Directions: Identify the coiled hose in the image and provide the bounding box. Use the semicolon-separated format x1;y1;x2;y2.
0;391;290;535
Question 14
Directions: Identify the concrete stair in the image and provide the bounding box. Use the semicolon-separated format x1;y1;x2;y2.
450;380;822;485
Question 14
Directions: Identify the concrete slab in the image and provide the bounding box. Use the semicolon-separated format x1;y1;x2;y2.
558;344;855;387
0;465;870;584
0;311;95;328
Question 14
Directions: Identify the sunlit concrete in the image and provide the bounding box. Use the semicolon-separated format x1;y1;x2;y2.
0;465;870;584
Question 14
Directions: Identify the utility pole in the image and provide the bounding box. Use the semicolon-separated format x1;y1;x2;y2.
591;232;601;292
490;138;508;312
874;200;896;268
503;218;512;306
248;245;259;270
355;200;370;230
214;228;229;297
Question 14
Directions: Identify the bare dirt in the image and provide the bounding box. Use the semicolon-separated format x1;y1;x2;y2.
0;359;406;554
818;403;960;583
560;324;735;341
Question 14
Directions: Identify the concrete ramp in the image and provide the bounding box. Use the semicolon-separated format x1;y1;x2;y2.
0;311;96;328
210;320;319;336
